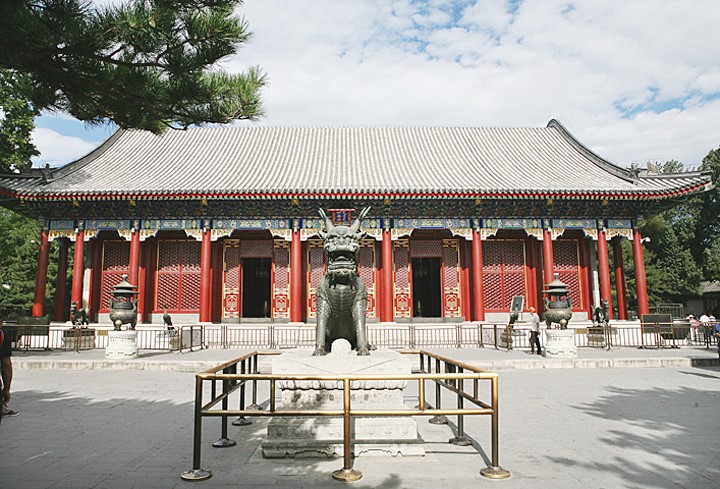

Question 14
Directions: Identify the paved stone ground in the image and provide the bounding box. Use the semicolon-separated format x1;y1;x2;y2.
1;346;719;488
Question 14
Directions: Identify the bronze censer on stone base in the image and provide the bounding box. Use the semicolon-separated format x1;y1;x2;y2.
542;273;573;329
109;274;138;330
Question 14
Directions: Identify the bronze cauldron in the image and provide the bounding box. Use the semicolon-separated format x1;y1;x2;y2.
109;274;138;330
542;273;573;329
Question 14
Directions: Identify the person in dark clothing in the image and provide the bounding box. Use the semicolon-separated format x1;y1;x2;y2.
1;324;18;423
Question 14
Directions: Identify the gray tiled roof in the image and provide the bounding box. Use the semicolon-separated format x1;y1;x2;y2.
0;120;712;201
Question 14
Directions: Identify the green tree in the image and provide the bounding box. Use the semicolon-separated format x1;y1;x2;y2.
0;0;266;133
696;148;720;280
0;69;40;173
0;209;58;313
616;159;709;312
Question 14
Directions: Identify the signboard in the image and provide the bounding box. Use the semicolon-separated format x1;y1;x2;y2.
510;295;524;313
641;313;672;333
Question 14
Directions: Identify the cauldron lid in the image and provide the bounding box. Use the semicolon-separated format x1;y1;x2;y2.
542;273;570;294
111;274;138;295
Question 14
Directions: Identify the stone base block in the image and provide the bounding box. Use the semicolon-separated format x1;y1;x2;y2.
544;329;577;358
262;344;424;458
105;330;139;360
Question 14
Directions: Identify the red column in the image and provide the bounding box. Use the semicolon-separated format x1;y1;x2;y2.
211;240;223;322
542;227;555;286
128;228;141;286
460;240;471;322
596;228;613;319
526;237;539;310
613;238;627;320
71;227;85;308
32;228;50;317
53;239;69;321
632;229;650;317
381;225;393;322
88;237;103;320
471;227;485;321
290;222;303;322
199;227;212;322
137;239;147;323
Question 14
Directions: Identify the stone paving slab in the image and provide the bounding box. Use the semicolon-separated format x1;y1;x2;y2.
9;343;720;372
2;364;719;489
2;343;720;488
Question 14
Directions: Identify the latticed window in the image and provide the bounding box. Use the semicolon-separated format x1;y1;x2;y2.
552;239;584;310
156;240;201;312
482;239;527;312
100;240;130;311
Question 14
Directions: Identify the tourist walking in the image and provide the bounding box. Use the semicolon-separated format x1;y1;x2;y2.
687;314;700;342
713;320;720;360
529;307;542;355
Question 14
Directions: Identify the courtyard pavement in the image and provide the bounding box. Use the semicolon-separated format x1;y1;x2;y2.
1;345;719;489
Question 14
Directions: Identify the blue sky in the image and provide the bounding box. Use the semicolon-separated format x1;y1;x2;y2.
31;0;720;169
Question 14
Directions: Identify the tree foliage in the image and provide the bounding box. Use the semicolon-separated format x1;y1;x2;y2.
696;148;720;279
0;209;58;312
622;151;720;312
0;0;266;133
0;69;40;173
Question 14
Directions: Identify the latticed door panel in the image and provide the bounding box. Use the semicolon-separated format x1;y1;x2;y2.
393;239;411;318
100;241;130;311
359;239;377;318
241;240;273;257
273;240;290;319
482;239;527;312
306;240;324;319
223;241;240;318
482;241;504;310
410;240;443;257
156;240;201;312
553;240;584;310
442;239;461;318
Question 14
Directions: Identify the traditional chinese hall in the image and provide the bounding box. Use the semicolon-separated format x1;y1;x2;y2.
0;120;712;326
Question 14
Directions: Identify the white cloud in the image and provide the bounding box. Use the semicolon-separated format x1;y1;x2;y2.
228;0;720;166
31;128;100;167
39;0;720;168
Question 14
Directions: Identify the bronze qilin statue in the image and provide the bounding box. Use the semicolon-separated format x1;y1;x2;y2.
313;207;371;356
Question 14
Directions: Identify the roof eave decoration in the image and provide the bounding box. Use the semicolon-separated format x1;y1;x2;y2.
547;119;637;183
0;129;126;192
4;182;712;203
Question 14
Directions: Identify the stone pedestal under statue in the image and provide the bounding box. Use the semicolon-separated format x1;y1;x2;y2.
262;341;424;458
543;329;577;358
105;330;139;360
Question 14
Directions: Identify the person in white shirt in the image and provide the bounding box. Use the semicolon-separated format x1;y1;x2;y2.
529;307;542;355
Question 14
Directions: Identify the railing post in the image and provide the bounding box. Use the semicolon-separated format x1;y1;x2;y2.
409;324;416;349
233;359;252;426
480;375;510;479
212;367;237;448
181;376;212;481
455;324;462;348
332;378;362;482
605;323;612;351
449;368;471;446
247;353;262;410
429;357;447;425
269;324;276;349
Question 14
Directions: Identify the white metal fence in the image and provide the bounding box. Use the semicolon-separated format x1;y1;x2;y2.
6;321;718;352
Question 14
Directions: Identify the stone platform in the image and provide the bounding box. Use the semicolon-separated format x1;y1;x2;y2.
262;342;424;458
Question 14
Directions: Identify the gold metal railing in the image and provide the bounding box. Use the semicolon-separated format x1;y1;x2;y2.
180;350;510;483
